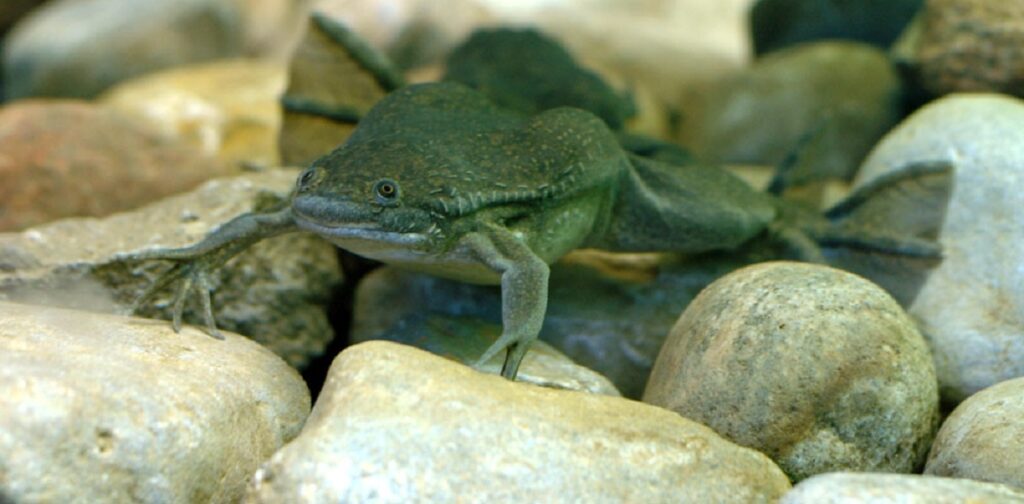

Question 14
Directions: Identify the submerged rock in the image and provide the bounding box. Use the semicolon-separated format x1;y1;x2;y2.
352;268;620;396
925;377;1024;489
0;100;225;231
246;341;791;503
750;0;923;55
3;0;310;99
854;93;1024;403
0;169;341;369
677;42;902;184
781;473;1024;503
100;59;286;172
644;262;939;481
0;301;310;503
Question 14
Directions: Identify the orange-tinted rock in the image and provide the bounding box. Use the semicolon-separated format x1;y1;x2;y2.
0;100;226;231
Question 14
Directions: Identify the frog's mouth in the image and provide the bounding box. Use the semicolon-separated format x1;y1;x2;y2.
291;195;428;246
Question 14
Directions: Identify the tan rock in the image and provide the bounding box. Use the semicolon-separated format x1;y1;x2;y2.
0;100;225;231
101;59;286;171
246;341;791;503
644;262;940;481
0;301;310;503
0;169;341;369
3;0;311;99
782;473;1024;503
925;377;1024;489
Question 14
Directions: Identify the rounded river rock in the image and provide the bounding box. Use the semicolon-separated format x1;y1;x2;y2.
246;341;791;503
644;262;940;481
925;377;1024;489
0;301;310;503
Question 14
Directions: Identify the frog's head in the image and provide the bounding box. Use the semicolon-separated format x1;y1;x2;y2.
290;138;446;252
290;82;527;253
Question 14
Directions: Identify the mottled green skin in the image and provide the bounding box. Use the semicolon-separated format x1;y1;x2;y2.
442;28;636;130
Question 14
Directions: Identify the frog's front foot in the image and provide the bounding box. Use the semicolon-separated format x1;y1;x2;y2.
123;246;236;339
118;208;298;338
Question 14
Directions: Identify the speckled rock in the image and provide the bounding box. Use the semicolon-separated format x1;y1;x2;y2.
3;0;310;99
352;268;620;396
925;377;1024;489
644;262;940;481
896;0;1024;97
0;100;226;231
349;248;757;399
677;42;902;182
0;169;340;369
854;93;1024;403
0;301;310;503
100;59;286;172
782;473;1024;503
750;0;923;55
245;341;791;503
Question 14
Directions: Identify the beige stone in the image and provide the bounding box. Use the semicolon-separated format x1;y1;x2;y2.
0;169;341;369
644;262;940;481
0;301;310;503
101;59;286;171
246;341;791;503
926;377;1024;489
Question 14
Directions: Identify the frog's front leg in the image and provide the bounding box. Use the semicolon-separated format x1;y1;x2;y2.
465;225;550;380
119;208;298;337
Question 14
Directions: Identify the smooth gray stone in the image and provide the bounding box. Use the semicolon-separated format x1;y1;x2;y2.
854;93;1024;404
0;301;310;503
782;473;1024;503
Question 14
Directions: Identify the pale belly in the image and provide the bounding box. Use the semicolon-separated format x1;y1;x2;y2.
325;234;502;285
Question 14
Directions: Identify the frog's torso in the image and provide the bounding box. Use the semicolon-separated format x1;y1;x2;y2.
290;82;780;286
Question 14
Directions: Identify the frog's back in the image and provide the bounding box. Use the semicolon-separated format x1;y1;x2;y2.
322;82;627;217
592;156;777;253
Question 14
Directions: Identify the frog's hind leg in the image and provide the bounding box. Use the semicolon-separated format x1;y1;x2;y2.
119;208;298;337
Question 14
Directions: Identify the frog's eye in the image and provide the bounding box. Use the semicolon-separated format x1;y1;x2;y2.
296;167;319;193
374;179;400;203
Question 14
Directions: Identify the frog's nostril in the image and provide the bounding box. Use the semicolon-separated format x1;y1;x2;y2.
297;168;317;191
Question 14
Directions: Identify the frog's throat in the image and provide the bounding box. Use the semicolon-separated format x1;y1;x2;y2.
292;214;429;247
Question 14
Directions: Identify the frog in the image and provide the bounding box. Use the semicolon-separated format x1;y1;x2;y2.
125;81;950;380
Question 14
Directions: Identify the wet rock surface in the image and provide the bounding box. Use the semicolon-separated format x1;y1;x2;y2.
0;100;226;232
781;473;1024;503
0;301;310;503
0;169;341;369
750;0;923;55
925;377;1024;489
644;262;940;481
245;341;791;503
3;0;309;99
855;93;1024;403
677;42;902;183
898;0;1024;97
100;59;286;172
